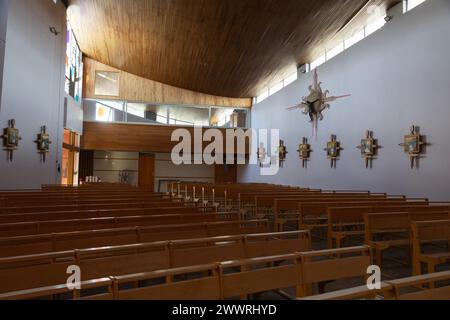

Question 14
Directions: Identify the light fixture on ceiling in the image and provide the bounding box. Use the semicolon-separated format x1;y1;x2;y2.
298;64;308;74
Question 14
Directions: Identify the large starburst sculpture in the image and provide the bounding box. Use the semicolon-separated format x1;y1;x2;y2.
287;70;350;137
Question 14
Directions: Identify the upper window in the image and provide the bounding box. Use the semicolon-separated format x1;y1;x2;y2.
284;72;298;87
406;0;426;11
256;89;269;104
310;54;326;70
94;71;120;96
344;29;365;49
269;81;283;96
326;43;344;61
365;16;386;37
95;103;115;122
85;100;249;128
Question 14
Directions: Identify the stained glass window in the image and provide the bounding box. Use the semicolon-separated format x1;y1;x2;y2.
65;23;83;103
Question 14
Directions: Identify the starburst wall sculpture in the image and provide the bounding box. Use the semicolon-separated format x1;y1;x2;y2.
287;70;350;138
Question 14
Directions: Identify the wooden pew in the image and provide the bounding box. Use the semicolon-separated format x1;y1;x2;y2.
411;219;450;276
0;206;217;224
238;192;320;218
289;200;428;235
299;283;393;300
364;211;449;266
185;184;371;212
12;269;450;301
0;211;238;237
299;271;450;300
0;245;371;300
0;278;115;300
220;253;302;299
277;198;419;232
220;246;371;299
112;264;222;300
0;200;183;214
386;270;450;300
0;193;168;208
256;193;389;220
244;230;311;258
327;204;445;248
0;190;161;198
1;187;153;195
0;230;311;293
297;246;372;297
0;220;268;257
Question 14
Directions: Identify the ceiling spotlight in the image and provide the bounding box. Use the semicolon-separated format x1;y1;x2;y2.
298;64;308;74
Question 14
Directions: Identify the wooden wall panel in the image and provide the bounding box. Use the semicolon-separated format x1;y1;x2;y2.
138;154;155;191
81;121;251;155
83;58;252;108
215;164;238;184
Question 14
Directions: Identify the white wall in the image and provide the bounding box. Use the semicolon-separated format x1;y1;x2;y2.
93;151;139;186
91;151;215;190
239;0;450;200
155;153;215;192
0;0;67;189
0;0;9;106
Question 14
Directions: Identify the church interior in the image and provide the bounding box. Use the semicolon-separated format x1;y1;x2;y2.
1;0;450;303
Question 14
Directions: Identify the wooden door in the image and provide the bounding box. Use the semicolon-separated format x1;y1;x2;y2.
138;153;155;191
79;150;94;183
215;164;237;184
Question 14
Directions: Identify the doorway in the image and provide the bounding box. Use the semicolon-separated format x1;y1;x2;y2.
138;153;155;191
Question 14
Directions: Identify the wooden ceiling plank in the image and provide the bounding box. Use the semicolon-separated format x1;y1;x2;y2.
68;0;400;98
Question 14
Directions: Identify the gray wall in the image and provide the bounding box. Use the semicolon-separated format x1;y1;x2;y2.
0;0;67;189
0;0;8;38
93;151;139;186
238;0;450;200
0;0;9;106
89;150;215;192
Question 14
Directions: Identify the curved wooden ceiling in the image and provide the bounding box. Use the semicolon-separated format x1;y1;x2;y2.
67;0;399;98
